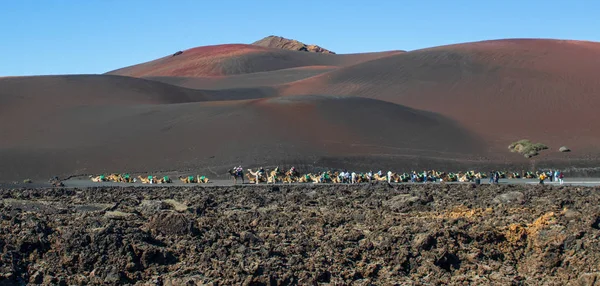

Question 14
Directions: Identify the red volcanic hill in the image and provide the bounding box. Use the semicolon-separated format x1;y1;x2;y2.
0;75;481;181
107;42;402;78
2;38;600;181
281;39;600;159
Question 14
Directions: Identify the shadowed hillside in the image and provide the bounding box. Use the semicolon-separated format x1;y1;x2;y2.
0;75;481;180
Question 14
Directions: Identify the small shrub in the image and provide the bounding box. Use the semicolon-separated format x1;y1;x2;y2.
559;146;571;152
508;139;548;158
23;179;32;184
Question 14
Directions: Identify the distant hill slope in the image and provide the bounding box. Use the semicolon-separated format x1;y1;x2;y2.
105;44;402;78
3;38;600;181
0;75;481;181
281;39;600;155
252;35;335;54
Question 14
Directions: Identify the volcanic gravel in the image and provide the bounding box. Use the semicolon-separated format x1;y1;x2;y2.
1;183;600;285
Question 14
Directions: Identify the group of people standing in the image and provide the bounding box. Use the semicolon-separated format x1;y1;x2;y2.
539;170;565;185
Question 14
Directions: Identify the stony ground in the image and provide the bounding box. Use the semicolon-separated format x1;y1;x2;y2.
1;183;600;285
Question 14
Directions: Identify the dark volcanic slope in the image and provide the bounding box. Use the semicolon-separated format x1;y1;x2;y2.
0;75;481;181
106;44;402;77
282;39;600;157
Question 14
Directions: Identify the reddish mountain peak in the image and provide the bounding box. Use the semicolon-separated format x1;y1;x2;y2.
252;35;335;54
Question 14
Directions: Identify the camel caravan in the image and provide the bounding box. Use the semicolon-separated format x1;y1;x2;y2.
228;166;493;184
228;167;560;185
90;173;210;184
88;168;555;185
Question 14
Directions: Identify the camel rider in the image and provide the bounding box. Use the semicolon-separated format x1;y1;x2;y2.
148;175;153;184
256;167;265;184
377;170;382;177
290;167;297;176
367;171;373;182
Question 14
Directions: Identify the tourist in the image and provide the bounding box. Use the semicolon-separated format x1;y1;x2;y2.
489;171;494;183
387;170;393;183
538;172;546;185
559;172;564;185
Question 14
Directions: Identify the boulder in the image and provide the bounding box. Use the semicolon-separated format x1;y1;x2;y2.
493;191;525;205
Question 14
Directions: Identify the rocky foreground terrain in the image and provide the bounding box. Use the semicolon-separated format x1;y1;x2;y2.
1;183;600;285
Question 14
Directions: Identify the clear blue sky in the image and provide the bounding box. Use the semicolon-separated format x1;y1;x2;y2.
1;0;597;76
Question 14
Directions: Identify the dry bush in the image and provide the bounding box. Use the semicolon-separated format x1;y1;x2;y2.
508;139;548;158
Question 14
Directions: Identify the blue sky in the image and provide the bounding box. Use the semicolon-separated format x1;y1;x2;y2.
1;0;597;76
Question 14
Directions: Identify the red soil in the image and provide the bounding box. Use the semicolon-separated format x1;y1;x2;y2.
145;66;338;90
0;75;480;181
106;44;402;77
2;39;600;181
281;39;600;158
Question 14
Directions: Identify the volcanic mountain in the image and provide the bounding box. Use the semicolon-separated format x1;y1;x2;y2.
252;35;335;54
1;37;600;181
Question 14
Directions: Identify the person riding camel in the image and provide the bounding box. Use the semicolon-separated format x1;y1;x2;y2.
256;167;265;184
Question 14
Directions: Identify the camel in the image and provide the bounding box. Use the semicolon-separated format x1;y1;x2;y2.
228;168;244;184
267;167;284;184
317;172;333;183
137;176;152;184
298;173;319;183
285;169;300;183
119;174;133;183
373;173;387;182
355;173;369;183
398;173;411;182
442;173;458;182
179;175;197;184
106;173;123;182
156;176;172;184
197;175;209;184
330;171;343;184
91;175;106;182
508;172;521;179
247;169;267;184
458;174;471;182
